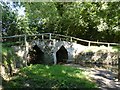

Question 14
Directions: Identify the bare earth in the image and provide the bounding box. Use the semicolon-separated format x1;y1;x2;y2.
64;64;120;90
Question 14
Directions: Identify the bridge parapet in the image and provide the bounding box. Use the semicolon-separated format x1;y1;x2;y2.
2;33;120;65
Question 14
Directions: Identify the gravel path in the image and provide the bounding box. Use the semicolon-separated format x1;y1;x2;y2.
64;64;120;90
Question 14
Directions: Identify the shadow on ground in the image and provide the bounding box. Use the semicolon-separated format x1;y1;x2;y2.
2;64;97;89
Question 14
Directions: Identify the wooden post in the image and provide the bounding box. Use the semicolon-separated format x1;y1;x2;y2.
60;38;61;41
88;41;91;47
107;43;110;62
70;37;72;42
118;52;120;81
108;43;110;48
24;35;27;47
49;33;51;40
42;35;44;40
24;35;27;66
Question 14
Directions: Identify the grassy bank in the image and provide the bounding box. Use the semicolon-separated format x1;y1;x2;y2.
112;45;120;52
2;64;97;89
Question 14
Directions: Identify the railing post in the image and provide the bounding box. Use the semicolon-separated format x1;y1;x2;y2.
24;34;28;66
108;43;110;48
70;37;72;42
49;33;51;40
107;43;111;62
24;35;27;46
88;41;91;47
42;34;44;40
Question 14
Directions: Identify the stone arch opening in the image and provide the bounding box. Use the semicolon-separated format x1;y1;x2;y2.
27;45;44;65
56;45;68;64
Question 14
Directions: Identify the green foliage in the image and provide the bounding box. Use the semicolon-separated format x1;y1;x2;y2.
1;1;30;36
1;2;18;36
1;46;25;76
2;42;16;47
2;46;14;76
112;46;120;52
23;2;120;43
2;2;120;43
2;46;16;65
3;64;97;89
23;2;60;34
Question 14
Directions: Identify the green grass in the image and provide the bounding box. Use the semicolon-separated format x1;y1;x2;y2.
2;45;12;60
2;64;97;89
1;42;13;54
112;46;120;52
2;46;11;53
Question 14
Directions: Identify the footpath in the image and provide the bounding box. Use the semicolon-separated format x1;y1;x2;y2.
64;64;120;90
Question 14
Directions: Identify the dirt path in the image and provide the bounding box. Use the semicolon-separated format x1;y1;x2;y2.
64;64;120;90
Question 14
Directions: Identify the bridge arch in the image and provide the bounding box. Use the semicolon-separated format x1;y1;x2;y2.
27;45;44;65
56;45;68;64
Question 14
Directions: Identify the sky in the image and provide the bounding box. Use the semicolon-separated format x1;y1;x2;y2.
14;5;25;16
0;0;25;16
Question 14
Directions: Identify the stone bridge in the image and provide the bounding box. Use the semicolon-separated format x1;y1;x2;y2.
2;33;120;65
27;39;87;65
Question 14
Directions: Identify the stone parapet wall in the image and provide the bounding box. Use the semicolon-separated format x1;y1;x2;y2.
30;39;87;64
75;46;119;65
5;40;119;67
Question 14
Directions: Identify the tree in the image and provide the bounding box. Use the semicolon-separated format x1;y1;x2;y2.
2;1;120;43
23;2;60;34
1;1;18;36
1;1;30;36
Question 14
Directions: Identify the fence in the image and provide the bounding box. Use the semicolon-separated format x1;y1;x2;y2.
1;33;120;47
